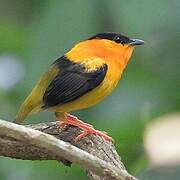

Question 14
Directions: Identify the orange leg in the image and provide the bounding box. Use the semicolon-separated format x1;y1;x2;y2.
59;113;113;142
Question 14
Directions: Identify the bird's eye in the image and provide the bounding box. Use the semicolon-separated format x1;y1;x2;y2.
114;36;122;44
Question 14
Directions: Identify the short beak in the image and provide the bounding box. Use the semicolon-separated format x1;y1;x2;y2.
129;39;144;46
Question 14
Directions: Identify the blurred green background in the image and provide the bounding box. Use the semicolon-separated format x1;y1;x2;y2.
0;0;179;179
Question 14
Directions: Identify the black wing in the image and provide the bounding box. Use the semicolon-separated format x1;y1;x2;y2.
42;56;107;108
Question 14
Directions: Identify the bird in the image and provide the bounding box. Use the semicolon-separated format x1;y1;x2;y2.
14;32;144;141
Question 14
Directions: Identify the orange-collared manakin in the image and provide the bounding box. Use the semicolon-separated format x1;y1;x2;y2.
14;32;144;141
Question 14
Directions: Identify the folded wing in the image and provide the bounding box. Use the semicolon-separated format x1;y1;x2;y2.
42;56;107;108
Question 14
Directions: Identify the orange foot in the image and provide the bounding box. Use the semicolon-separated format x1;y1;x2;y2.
59;113;113;142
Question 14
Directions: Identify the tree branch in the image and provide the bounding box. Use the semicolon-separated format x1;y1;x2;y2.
0;119;137;180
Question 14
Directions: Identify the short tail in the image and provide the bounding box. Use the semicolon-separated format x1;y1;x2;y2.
14;106;42;124
14;108;30;124
14;99;42;124
14;68;53;124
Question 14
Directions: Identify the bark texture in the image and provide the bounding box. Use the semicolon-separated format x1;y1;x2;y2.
0;119;137;180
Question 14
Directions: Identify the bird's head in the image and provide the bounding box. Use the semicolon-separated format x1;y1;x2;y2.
67;32;144;67
89;32;144;47
86;32;144;65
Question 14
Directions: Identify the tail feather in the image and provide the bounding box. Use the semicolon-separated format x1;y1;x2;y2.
14;104;42;124
14;83;46;124
14;65;59;124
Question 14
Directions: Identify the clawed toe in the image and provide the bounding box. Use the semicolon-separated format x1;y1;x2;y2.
58;113;114;142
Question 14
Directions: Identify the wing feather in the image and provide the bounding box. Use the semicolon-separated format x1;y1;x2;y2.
42;56;107;108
